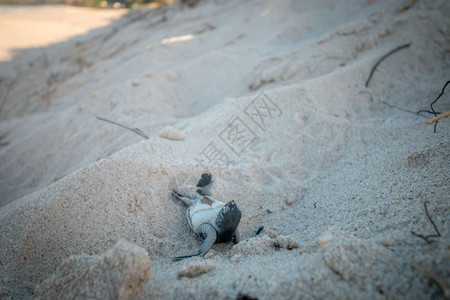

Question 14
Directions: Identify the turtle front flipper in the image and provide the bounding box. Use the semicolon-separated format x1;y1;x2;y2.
173;252;201;261
173;223;217;260
197;223;217;256
233;229;241;244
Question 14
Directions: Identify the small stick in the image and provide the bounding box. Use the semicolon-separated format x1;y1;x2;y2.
416;109;442;115
419;80;450;133
96;116;149;139
411;201;441;244
381;100;429;119
429;80;450;116
427;111;450;124
360;90;431;119
365;43;410;87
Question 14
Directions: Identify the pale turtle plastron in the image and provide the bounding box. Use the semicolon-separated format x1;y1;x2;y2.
172;173;242;260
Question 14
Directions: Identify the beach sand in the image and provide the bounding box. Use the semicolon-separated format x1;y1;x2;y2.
0;0;449;299
0;5;126;61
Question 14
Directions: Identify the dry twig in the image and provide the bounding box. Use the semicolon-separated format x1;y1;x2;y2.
382;100;429;119
420;80;450;132
411;201;441;244
96;116;149;139
365;43;410;88
427;111;450;124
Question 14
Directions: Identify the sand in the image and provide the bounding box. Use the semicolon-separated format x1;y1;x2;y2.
0;0;449;299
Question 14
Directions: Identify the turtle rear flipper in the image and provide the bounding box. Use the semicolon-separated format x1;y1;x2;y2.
173;223;217;260
172;190;196;206
196;173;212;187
196;173;212;196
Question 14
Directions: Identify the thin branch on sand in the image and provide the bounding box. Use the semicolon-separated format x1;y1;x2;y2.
96;116;149;139
427;111;450;124
411;201;441;244
424;80;449;132
365;43;410;88
381;100;429;119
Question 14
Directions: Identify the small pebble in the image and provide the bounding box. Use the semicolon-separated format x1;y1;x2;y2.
177;263;215;279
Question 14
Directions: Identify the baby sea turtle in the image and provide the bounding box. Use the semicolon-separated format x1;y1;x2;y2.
172;173;242;260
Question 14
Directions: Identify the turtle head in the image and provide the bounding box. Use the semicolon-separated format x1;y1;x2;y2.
222;200;241;219
216;200;241;242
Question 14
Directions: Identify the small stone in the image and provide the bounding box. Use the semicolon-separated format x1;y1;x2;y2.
177;263;216;279
158;126;185;141
255;226;264;235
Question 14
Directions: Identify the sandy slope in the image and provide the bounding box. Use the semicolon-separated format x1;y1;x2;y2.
0;0;449;299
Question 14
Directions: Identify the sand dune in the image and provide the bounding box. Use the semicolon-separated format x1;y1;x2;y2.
0;0;449;299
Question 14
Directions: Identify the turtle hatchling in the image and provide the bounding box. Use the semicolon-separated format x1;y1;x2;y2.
172;173;242;260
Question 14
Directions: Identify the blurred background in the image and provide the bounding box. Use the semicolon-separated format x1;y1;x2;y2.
0;0;181;9
0;0;201;62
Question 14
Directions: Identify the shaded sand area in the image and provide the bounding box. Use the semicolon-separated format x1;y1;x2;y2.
0;0;449;299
